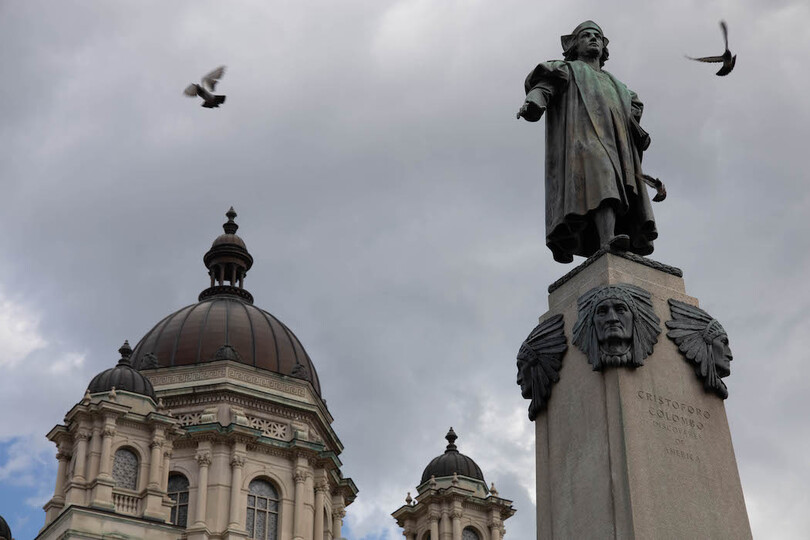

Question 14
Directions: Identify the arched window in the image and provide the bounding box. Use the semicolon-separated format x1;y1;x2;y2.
462;528;481;540
421;532;432;540
112;447;138;490
168;473;190;527
246;478;279;540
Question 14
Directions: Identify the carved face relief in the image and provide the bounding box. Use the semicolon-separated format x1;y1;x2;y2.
576;29;604;60
515;314;567;420
594;299;633;347
666;299;733;399
711;334;733;377
516;359;532;399
572;284;660;371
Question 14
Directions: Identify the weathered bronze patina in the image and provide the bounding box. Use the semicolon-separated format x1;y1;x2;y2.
572;284;661;370
516;314;567;420
666;299;733;398
517;21;659;263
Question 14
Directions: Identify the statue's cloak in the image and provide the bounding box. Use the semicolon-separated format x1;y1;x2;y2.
524;60;657;262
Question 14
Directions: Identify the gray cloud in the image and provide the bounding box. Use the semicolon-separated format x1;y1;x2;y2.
1;1;809;538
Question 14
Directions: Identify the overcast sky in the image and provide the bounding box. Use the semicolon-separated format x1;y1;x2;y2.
1;0;809;539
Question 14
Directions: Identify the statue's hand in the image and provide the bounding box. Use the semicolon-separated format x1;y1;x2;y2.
516;101;545;121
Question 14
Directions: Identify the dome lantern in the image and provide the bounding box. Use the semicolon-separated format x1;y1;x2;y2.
200;207;255;303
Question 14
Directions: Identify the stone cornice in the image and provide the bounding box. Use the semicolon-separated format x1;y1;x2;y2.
159;388;338;453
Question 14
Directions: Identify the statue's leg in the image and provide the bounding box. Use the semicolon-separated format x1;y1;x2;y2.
594;204;629;251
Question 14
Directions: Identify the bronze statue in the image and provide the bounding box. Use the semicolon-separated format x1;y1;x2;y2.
517;21;659;263
572;284;661;370
666;299;733;398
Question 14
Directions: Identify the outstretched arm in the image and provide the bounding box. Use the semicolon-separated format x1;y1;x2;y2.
516;88;547;121
517;61;569;122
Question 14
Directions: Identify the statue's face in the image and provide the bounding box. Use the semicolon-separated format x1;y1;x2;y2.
576;28;604;59
594;298;633;343
711;334;733;377
516;356;531;398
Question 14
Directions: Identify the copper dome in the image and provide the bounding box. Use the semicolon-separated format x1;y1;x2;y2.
89;341;157;400
130;209;321;396
421;428;485;484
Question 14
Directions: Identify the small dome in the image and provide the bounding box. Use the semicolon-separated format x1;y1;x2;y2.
0;514;11;540
88;341;157;401
421;428;485;484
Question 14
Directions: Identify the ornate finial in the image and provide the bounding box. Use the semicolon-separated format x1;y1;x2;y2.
157;398;165;410
83;388;91;403
405;492;413;505
490;482;499;496
445;427;458;452
452;472;459;486
117;340;133;366
109;386;117;401
223;207;239;234
429;475;437;489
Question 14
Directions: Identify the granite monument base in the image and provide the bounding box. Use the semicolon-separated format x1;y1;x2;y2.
534;251;751;539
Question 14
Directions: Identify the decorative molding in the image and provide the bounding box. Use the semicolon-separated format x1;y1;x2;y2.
195;452;212;467
315;480;329;493
548;247;683;294
102;426;117;438
294;468;309;484
231;454;246;468
147;364;308;399
176;412;202;427
147;367;228;387
246;415;289;440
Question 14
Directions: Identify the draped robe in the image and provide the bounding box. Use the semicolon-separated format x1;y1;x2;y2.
523;60;657;263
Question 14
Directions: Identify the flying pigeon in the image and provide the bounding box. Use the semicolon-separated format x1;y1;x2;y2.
686;21;737;76
184;66;227;108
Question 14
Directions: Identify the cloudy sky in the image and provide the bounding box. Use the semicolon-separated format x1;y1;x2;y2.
1;0;809;538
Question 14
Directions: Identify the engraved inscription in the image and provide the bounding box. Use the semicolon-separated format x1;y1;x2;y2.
636;389;713;466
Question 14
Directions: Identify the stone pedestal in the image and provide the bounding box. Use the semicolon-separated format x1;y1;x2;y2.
534;251;751;540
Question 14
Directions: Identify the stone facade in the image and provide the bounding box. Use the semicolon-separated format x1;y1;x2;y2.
392;475;514;540
533;251;751;539
38;359;356;540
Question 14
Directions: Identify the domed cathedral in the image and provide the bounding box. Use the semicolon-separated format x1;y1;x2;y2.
392;429;515;540
37;209;357;540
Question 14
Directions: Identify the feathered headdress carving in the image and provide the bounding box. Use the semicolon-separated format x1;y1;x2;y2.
666;299;730;399
517;314;567;420
572;284;660;370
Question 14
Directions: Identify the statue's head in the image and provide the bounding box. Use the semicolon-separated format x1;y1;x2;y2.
667;300;733;398
573;284;661;370
561;20;610;67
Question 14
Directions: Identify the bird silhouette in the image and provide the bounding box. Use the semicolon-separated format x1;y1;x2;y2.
184;66;227;108
686;21;736;76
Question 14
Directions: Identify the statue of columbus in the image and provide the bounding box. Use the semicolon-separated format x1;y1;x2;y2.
517;21;659;263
